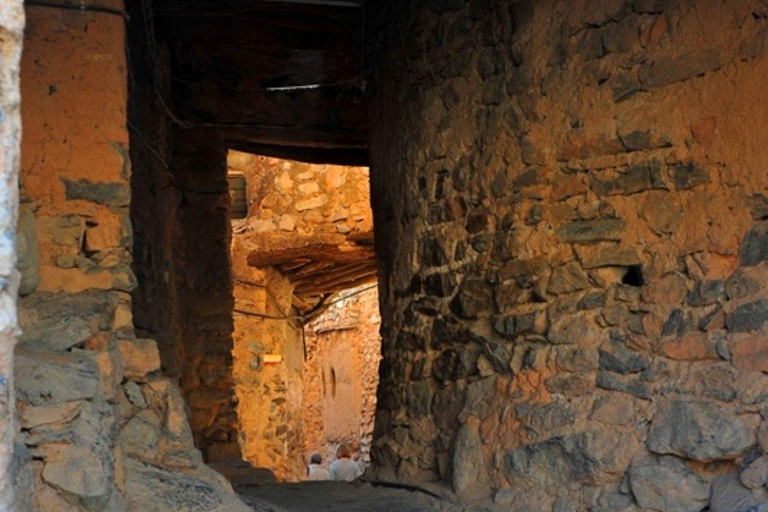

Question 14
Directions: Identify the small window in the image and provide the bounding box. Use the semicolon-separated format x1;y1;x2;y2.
228;172;248;219
322;370;327;397
330;368;337;398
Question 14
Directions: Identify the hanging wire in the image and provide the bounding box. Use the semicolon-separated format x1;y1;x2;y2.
25;1;129;19
138;0;193;129
127;120;229;196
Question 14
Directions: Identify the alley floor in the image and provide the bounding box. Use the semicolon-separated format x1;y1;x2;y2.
237;482;489;512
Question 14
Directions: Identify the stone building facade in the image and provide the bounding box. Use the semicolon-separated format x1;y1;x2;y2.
229;152;379;481
303;286;382;469
366;0;768;508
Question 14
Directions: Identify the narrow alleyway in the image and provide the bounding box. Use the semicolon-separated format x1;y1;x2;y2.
237;481;486;512
5;0;768;511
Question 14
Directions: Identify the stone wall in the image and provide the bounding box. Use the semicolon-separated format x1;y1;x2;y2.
166;129;239;463
127;0;239;461
229;151;377;480
367;0;768;509
14;3;248;510
303;286;382;469
231;257;306;480
0;1;24;510
230;152;372;239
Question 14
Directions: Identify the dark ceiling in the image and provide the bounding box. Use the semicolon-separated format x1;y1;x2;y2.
152;0;368;165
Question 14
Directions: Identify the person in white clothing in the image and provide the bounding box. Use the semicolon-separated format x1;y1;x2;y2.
307;451;330;481
329;443;363;482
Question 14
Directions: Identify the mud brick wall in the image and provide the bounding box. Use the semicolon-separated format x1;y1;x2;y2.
13;3;248;511
366;0;768;509
303;286;382;469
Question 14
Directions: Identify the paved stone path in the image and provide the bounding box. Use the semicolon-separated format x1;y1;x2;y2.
237;481;489;512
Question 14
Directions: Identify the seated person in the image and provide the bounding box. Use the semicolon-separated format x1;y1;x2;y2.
307;451;330;481
329;443;363;482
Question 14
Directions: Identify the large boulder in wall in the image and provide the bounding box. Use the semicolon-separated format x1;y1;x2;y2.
16;205;40;296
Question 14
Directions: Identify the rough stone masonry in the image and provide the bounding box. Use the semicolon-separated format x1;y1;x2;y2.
10;3;249;511
366;0;768;509
229;152;379;480
0;0;766;511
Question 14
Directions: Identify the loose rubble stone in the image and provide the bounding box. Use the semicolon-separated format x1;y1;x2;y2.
687;279;726;306
578;244;642;270
20;401;82;429
556;219;626;242
730;328;768;372
62;179;130;207
671;162;710;190
726;299;768;333
117;339;161;381
740;455;768;489
642;49;721;89
18;291;114;351
647;400;754;461
548;262;589;295
725;268;763;300
710;471;768;512
548;312;601;345
15;349;100;406
40;445;111;510
589;394;634;426
452;425;489;497
629;456;710;512
740;221;768;266
16;205;40;296
596;372;650;399
598;339;648;374
124;457;251;512
119;416;160;460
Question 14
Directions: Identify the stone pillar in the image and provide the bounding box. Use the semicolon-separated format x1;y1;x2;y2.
12;4;250;510
167;128;239;462
0;1;24;509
